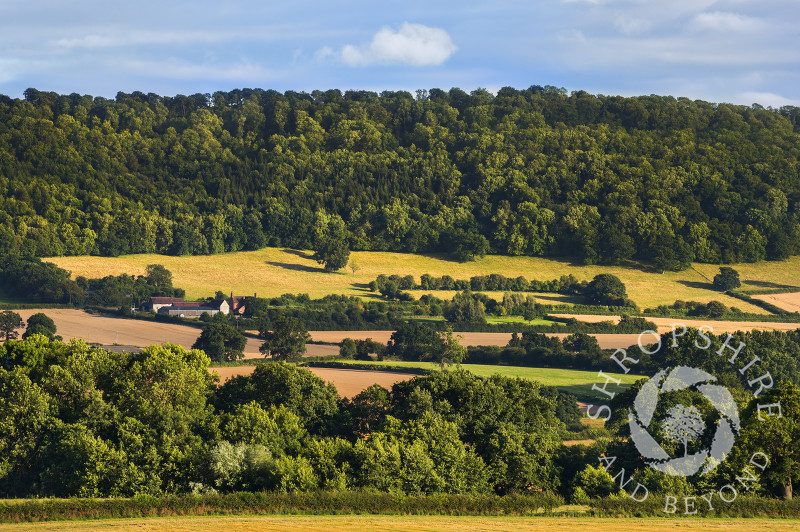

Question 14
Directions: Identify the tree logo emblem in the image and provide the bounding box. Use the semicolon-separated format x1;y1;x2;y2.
628;366;740;477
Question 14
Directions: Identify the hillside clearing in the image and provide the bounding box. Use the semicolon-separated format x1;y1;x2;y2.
45;249;800;311
752;291;800;313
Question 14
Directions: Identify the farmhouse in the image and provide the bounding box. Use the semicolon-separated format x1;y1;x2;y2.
147;296;230;317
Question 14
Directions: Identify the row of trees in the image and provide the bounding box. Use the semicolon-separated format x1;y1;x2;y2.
1;332;797;499
0;336;568;497
1;87;799;266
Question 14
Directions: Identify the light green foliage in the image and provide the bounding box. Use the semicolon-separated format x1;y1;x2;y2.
572;464;616;500
222;402;307;457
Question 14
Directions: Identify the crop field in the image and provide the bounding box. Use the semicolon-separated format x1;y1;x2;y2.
752;291;800;313
2;515;798;531
551;314;800;334
322;360;640;400
211;365;415;397
45;249;800;311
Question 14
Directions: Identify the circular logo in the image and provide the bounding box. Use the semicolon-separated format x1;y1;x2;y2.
628;365;740;477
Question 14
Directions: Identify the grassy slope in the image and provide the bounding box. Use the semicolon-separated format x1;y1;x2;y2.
45;248;800;312
324;360;640;400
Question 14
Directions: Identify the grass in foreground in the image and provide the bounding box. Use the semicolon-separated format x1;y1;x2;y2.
44;248;800;312
2;515;799;532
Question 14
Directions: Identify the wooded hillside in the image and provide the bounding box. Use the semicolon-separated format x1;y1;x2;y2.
1;87;799;268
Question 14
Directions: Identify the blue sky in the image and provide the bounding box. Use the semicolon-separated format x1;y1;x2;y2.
1;0;798;106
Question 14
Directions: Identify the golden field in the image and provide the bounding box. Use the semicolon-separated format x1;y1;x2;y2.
45;249;800;312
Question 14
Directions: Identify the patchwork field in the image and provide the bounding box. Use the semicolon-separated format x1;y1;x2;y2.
45;249;800;311
551;314;800;334
2;515;797;532
752;291;800;313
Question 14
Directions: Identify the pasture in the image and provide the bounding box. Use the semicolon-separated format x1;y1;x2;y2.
45;248;800;311
2;515;798;532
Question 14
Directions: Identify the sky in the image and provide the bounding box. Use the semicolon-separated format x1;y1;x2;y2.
1;0;798;107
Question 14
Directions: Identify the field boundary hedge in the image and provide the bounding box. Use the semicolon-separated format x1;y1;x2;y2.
1;491;798;523
0;491;563;522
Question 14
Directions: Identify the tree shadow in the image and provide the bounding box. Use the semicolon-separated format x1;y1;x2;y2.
265;261;325;273
350;283;384;300
676;280;715;290
743;280;800;291
282;248;315;260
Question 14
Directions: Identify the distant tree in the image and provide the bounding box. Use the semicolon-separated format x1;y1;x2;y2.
443;290;486;324
339;338;357;359
259;316;311;360
22;313;57;340
348;260;360;277
313;216;350;272
585;274;627;305
192;322;247;362
385;322;444;362
713;267;741;291
145;264;173;290
428;328;466;371
0;311;24;342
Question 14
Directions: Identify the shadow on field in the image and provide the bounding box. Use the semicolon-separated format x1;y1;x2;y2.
744;280;800;291
266;261;325;273
350;283;384;300
282;248;315;260
676;280;714;290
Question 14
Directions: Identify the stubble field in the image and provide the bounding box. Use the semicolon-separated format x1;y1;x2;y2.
1;515;798;532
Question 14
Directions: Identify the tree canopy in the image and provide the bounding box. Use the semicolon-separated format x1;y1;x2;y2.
0;87;798;267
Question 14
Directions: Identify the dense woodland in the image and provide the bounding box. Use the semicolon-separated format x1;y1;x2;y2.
1;87;800;267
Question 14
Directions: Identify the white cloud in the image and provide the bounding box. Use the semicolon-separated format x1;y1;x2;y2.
738;91;800;108
336;23;457;67
53;30;232;49
689;12;766;32
614;17;651;35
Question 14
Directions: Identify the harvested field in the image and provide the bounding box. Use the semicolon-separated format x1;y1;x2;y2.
2;515;797;532
0;310;646;355
11;309;206;350
551;314;800;334
210;366;413;397
752;291;800;313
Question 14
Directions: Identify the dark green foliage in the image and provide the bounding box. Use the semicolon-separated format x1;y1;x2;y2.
0;311;23;341
1;88;798;267
214;362;339;435
259;316;310;360
385;322;444;362
22;312;57;340
313;216;350;272
443;290;486;324
714;266;742;291
0;258;85;305
192;322;247;362
585;274;627;306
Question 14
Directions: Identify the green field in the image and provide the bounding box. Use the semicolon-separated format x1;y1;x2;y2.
45;248;800;312
324;360;640;400
2;515;798;532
